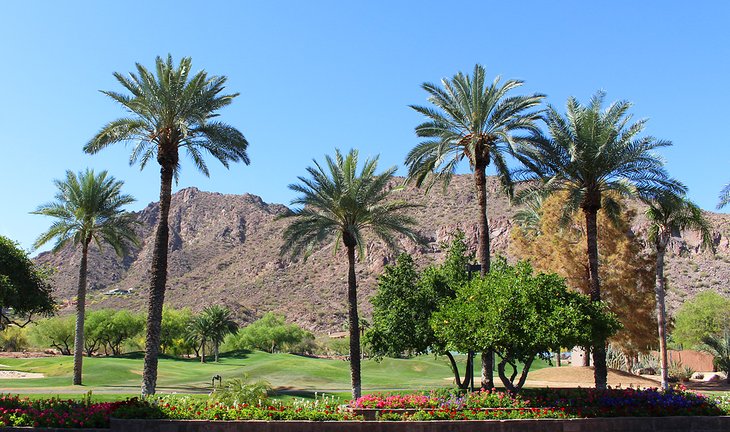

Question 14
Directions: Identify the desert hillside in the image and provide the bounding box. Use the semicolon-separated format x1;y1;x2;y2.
36;175;730;332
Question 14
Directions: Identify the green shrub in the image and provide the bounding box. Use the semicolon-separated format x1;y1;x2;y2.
210;373;271;406
671;292;730;349
668;360;694;382
223;313;312;354
0;327;29;352
28;315;75;355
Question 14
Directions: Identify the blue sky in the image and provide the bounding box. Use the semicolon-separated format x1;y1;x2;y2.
1;1;729;252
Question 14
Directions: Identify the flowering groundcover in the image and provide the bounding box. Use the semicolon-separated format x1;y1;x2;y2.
1;387;728;428
351;387;729;419
0;394;139;428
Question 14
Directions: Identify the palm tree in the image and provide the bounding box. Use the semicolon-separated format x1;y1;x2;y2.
84;55;250;396
406;64;544;388
516;92;682;389
32;169;138;385
280;149;421;399
701;331;730;383
645;191;712;389
513;190;548;236
202;305;238;362
186;313;213;363
717;184;730;209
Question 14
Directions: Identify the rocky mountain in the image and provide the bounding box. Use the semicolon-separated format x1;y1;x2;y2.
36;175;730;332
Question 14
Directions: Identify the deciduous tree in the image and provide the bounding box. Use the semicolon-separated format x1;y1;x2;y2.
433;259;619;393
511;193;658;363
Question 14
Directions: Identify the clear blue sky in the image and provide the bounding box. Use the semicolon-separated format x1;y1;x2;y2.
2;1;729;252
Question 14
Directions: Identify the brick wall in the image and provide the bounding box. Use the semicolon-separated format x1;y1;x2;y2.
110;416;730;432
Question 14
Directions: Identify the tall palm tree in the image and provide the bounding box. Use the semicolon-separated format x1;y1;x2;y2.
32;169;138;385
84;55;250;396
281;149;421;399
406;64;544;388
645;191;712;389
202;305;238;362
516;92;682;389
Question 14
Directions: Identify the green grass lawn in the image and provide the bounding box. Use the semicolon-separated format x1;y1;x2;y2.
0;350;550;398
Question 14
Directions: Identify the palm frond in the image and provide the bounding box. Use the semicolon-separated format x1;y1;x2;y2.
281;149;422;261
32;170;139;258
87;55;248;177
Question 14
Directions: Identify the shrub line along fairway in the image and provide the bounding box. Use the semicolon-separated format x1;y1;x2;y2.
0;351;548;397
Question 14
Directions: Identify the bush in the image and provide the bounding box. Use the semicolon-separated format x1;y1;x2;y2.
671;292;730;349
210;373;271;406
0;327;28;352
223;313;312;354
668;360;694;382
160;307;195;356
28;316;75;355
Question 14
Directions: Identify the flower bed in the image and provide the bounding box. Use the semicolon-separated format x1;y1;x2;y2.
350;387;729;419
112;398;360;422
0;387;728;429
0;394;138;428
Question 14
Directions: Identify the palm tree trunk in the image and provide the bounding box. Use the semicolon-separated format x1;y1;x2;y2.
142;163;174;396
214;342;219;363
474;164;495;389
473;164;491;275
655;243;670;389
346;243;362;400
584;207;607;389
73;240;90;386
201;338;206;363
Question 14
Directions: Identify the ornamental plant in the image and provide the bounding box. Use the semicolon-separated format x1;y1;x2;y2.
433;258;620;392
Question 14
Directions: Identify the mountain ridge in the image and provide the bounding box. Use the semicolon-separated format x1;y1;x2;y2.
36;175;730;332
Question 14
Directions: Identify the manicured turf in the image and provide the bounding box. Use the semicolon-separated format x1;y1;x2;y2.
0;350;549;396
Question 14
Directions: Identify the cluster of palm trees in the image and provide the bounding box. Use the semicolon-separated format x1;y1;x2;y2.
186;305;238;363
32;56;716;398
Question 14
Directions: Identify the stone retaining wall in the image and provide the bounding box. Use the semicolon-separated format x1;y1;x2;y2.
111;416;730;432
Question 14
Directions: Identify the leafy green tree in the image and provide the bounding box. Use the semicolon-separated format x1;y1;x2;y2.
517;92;681;389
365;234;476;389
433;259;620;393
84;309;114;356
32;169;138;385
100;310;145;356
406;64;544;388
672;291;730;348
280;149;421;399
0;235;55;330
160;306;195;356
85;55;250;395
201;305;238;362
701;332;730;383
30;315;75;355
644;191;713;389
366;254;430;357
226;312;310;354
